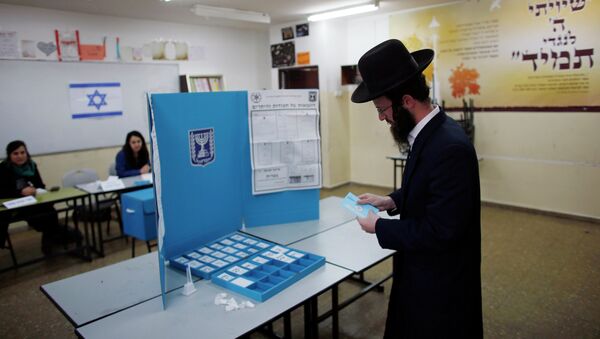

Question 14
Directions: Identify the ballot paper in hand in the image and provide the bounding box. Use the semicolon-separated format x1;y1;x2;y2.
341;192;379;218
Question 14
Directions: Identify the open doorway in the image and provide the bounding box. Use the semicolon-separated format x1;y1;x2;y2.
278;66;319;89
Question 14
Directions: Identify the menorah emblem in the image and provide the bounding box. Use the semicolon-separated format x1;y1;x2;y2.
194;132;209;159
189;128;215;167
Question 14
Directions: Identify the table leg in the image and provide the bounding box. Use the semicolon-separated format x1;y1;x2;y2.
303;300;312;339
77;196;92;261
95;194;105;257
5;231;18;268
310;296;319;338
332;284;339;339
283;311;291;339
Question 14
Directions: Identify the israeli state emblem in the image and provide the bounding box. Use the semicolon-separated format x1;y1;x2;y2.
189;128;215;167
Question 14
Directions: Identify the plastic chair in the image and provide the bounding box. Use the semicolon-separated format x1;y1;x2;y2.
62;168;98;188
108;162;117;177
62;168;120;238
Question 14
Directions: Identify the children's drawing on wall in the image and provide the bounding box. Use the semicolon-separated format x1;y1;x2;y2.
0;31;20;59
149;40;188;60
270;41;295;68
35;40;57;59
20;40;37;58
55;30;80;61
296;23;309;37
151;40;165;60
132;47;143;61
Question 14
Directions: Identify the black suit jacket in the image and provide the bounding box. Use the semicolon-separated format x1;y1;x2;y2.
375;111;483;338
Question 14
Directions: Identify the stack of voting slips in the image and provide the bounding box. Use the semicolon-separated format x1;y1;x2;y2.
169;232;325;302
341;192;379;218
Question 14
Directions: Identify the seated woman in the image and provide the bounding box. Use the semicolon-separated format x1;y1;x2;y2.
0;140;80;256
115;131;151;178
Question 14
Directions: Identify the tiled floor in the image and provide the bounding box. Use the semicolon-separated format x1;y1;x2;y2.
0;183;598;338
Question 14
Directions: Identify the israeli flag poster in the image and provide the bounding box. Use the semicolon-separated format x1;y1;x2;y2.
69;82;123;119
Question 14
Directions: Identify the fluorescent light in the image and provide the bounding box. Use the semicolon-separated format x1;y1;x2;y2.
308;3;379;22
191;4;271;24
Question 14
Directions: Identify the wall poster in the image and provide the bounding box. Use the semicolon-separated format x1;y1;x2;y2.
247;90;322;195
390;0;598;111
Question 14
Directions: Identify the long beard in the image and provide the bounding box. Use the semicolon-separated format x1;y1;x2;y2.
389;105;416;148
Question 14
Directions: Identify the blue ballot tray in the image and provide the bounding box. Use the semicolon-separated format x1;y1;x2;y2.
169;232;275;279
169;231;325;302
121;188;157;241
211;245;325;302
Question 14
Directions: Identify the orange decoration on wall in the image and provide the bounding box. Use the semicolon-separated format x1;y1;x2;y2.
448;63;480;99
80;44;106;60
297;52;310;65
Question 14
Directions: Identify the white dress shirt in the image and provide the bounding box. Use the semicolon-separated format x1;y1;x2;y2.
407;105;440;150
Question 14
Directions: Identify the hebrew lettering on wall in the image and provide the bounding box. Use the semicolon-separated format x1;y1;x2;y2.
389;0;599;111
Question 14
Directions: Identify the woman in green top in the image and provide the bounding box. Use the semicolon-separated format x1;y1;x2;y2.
0;140;80;255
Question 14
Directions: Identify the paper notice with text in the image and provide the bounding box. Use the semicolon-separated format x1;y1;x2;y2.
248;90;321;195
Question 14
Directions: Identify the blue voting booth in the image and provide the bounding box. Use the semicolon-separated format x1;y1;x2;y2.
148;91;322;307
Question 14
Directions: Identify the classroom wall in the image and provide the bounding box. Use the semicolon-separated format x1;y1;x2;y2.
271;4;600;219
269;19;352;189
0;4;270;187
4;4;598;219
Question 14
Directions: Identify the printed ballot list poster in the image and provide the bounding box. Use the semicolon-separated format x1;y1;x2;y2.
248;90;322;195
389;0;599;111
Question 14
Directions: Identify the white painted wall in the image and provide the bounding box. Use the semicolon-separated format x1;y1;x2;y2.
0;3;270;187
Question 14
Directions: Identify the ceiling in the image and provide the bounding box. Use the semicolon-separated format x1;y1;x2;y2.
0;0;449;30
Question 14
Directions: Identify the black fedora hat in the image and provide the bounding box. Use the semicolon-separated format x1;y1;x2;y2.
351;39;434;103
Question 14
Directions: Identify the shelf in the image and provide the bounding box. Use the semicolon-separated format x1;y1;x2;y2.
179;74;224;92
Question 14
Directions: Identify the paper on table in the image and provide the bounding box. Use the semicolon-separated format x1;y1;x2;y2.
2;196;37;209
341;192;379;218
35;188;48;195
100;178;125;191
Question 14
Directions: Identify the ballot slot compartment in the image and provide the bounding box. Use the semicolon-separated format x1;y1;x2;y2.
168;232;275;279
212;251;325;302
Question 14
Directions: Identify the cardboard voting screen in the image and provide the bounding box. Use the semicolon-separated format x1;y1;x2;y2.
149;91;319;309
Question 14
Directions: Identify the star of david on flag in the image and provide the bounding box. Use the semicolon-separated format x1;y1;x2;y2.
69;82;123;119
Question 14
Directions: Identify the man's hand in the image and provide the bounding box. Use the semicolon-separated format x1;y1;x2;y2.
357;193;396;211
357;211;379;233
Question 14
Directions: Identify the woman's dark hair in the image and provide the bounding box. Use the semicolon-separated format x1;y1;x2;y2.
6;140;30;161
122;131;149;169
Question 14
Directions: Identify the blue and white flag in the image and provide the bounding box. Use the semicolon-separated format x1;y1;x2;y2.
69;82;123;119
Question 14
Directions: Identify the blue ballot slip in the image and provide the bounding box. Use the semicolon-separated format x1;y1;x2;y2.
342;192;379;218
